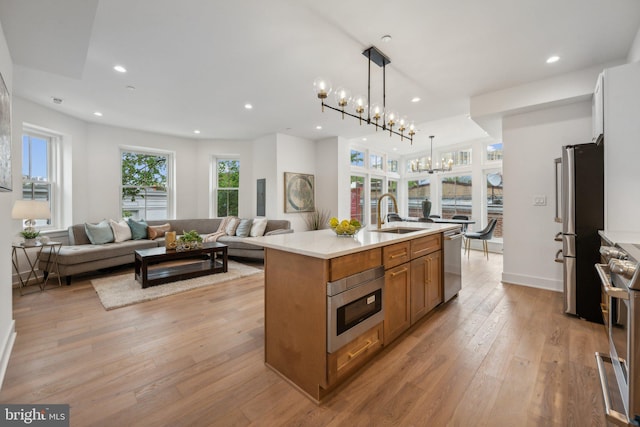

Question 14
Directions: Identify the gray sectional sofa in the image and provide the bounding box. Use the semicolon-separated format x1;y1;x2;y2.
39;218;291;285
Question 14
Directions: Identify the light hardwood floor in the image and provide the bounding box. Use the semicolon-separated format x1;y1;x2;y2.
1;253;610;426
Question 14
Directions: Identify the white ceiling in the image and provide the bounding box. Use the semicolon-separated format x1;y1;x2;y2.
1;0;639;154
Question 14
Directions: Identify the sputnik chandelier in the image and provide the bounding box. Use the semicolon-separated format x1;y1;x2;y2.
410;135;453;174
313;46;415;143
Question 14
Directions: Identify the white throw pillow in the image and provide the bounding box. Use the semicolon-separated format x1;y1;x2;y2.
109;219;132;242
249;217;268;237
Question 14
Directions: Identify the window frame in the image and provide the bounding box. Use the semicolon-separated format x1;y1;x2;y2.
212;157;240;217
120;147;173;220
21;127;59;230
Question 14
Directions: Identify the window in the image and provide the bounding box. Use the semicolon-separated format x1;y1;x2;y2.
370;153;383;171
388;159;398;173
487;142;503;161
441;175;472;219
121;150;170;220
22;132;53;227
407;179;430;217
370;177;383;225
441;148;472;167
215;159;240;217
350;175;365;223
387;180;398;213
486;172;503;238
350;149;365;167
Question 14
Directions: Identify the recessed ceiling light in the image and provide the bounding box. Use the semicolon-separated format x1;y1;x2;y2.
316;125;322;130
381;35;392;43
546;55;560;64
411;97;421;103
126;85;136;91
113;65;127;73
362;137;367;141
393;147;398;151
244;103;253;110
193;129;201;134
93;111;103;117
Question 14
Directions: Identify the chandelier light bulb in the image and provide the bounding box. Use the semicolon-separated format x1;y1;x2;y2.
313;78;332;99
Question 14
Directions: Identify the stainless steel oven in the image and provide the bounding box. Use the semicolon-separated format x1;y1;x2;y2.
327;266;384;353
595;245;640;425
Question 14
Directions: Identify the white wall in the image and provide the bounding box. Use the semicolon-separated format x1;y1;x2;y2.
502;101;592;291
252;134;278;219
315;136;351;222
275;133;316;231
0;19;15;390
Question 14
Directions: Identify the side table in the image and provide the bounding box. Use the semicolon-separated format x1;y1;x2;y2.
11;241;63;295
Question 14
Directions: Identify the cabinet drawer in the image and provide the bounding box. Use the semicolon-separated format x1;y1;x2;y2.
327;323;383;385
411;234;441;259
330;248;382;281
383;241;411;269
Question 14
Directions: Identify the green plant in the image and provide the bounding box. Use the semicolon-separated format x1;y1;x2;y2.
177;230;203;243
303;209;332;230
20;229;40;239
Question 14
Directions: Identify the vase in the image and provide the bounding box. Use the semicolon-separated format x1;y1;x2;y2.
23;238;37;247
422;200;432;218
165;231;177;249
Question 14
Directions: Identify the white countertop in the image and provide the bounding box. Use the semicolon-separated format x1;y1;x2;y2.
246;222;460;259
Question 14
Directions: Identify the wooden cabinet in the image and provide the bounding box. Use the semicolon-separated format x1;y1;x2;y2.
411;234;441;258
383;241;411;269
330;248;381;281
327;323;383;386
384;263;411;344
410;251;442;324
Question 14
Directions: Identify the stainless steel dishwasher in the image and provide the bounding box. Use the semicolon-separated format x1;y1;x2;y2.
443;227;464;302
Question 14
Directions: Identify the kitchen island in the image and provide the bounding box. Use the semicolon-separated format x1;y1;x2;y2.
248;222;460;402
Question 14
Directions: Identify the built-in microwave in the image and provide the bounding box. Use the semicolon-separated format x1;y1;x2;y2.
327;266;384;353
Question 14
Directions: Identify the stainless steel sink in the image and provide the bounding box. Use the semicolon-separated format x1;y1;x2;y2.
370;227;425;234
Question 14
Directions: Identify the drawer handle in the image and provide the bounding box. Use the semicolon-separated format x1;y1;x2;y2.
390;267;408;277
413;247;433;255
390;252;407;259
348;340;373;359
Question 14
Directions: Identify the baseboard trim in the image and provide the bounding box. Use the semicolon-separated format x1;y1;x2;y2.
0;320;16;391
501;272;562;292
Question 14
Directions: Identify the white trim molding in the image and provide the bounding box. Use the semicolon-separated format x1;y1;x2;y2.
0;320;16;390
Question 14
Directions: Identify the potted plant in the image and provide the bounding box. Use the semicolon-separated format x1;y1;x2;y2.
20;229;40;246
176;230;203;251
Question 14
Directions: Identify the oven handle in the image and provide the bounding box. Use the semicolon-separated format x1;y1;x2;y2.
595;263;629;300
595;352;631;426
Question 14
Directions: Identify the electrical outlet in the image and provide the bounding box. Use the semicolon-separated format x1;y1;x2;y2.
533;195;547;206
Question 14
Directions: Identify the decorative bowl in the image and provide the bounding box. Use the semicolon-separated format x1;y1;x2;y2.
329;218;363;237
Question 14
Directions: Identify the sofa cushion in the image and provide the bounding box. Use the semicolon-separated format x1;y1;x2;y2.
217;235;263;250
235;218;253;237
250;218;268;237
56;240;158;265
225;217;240;235
109;219;132;242
128;218;148;240
148;223;171;240
85;220;114;245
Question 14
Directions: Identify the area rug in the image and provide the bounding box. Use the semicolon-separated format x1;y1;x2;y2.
91;260;263;310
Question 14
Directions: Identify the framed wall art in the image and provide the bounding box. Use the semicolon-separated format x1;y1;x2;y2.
0;71;11;192
284;172;314;213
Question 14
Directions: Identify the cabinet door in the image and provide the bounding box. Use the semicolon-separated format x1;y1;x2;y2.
384;263;411;344
410;251;443;324
426;250;442;312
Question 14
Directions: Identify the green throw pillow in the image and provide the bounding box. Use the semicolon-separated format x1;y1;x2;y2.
128;218;148;240
85;220;115;245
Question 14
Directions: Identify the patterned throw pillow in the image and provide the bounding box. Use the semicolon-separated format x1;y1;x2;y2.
128;218;148;240
225;217;240;236
148;223;171;240
235;218;254;237
85;220;115;245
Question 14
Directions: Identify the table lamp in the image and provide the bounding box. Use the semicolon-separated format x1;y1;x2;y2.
11;200;51;232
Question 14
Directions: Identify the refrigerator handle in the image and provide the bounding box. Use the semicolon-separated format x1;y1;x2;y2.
554;249;563;263
554;232;562;242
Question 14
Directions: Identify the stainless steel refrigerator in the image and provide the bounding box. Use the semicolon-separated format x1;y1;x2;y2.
555;141;604;323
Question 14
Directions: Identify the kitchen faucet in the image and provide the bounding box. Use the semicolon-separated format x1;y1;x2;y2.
377;192;398;229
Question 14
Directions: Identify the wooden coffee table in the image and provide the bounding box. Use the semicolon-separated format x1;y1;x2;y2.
134;242;228;288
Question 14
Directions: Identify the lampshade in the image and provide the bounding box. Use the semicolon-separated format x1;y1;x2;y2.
11;200;51;220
